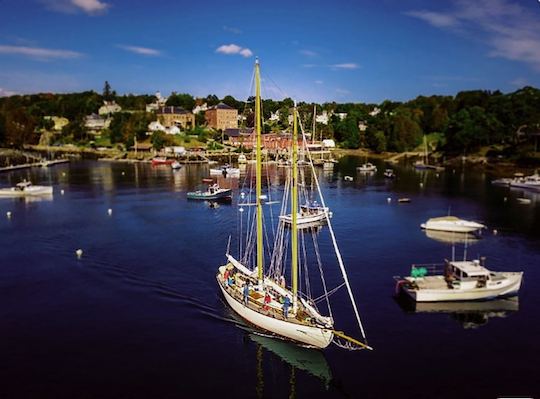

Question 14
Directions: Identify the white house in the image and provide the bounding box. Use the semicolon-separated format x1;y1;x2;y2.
269;110;280;122
369;107;381;116
165;125;181;135
98;101;122;116
164;146;186;155
192;103;208;114
336;112;347;121
148;121;166;132
322;139;336;148
85;114;110;132
316;111;329;125
358;121;368;131
146;91;168;112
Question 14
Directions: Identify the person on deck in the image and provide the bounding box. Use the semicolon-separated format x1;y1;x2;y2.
243;283;250;306
224;269;230;283
263;291;271;311
282;296;291;318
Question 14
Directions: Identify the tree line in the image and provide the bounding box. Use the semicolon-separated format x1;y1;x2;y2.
1;84;539;157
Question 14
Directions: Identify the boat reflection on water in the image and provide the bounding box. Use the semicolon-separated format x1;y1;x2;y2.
395;296;519;329
424;229;481;245
250;333;333;389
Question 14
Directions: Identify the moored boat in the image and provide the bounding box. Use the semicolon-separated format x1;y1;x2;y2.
357;162;377;173
509;173;540;191
171;161;182;170
151;157;174;166
395;259;523;302
421;216;485;234
209;165;241;177
0;181;53;197
187;183;232;200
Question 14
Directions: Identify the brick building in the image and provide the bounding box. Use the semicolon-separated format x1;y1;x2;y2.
205;102;238;131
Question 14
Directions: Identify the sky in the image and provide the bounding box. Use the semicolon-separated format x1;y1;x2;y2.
0;0;540;103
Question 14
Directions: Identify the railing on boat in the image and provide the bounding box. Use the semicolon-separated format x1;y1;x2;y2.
410;263;445;277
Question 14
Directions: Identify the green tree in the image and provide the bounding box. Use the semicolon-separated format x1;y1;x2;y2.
151;131;166;150
166;93;195;111
103;81;113;101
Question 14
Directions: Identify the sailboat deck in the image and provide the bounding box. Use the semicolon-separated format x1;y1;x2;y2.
218;270;315;327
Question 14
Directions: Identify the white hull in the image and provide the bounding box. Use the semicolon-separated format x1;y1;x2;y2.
218;281;333;348
510;182;540;191
210;168;240;177
279;212;331;226
0;186;53;197
403;273;523;302
421;218;485;233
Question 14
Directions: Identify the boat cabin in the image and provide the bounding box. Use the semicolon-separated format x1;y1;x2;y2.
445;260;492;288
15;181;32;190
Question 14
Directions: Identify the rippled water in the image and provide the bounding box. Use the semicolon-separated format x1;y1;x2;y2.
1;158;538;398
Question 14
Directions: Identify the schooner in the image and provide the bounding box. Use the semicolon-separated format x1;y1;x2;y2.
216;59;371;350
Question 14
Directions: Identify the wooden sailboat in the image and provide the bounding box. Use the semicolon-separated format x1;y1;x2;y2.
216;59;370;350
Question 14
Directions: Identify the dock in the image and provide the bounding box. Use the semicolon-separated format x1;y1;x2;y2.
0;159;70;172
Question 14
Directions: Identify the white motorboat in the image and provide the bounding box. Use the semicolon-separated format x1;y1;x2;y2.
357;162;377;173
217;59;370;351
0;181;53;197
395;259;523;302
210;165;240;177
171;161;182;170
509;174;540;191
421;216;485;233
279;203;332;227
383;169;395;179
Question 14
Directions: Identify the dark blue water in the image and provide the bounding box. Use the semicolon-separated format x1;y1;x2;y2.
1;158;539;399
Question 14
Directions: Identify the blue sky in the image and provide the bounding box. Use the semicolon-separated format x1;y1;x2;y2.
0;0;539;103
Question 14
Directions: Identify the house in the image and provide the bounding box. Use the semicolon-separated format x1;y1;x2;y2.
131;142;153;152
148;121;166;132
316;111;330;125
192;102;208;114
44;116;69;131
164;146;186;156
156;106;195;129
269;110;280;122
85;114;110;134
358;121;368;131
369;107;381;116
336;112;347;120
165;125;181;135
322;139;336;148
146;91;168;112
205;102;238;130
98;101;122;116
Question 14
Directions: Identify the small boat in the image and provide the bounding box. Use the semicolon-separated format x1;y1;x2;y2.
421;216;485;233
383;169;395;179
187;183;232;200
509;173;540;191
357;162;377;173
171;161;182;170
279;202;332;227
151;157;174;166
238;154;247;164
517;198;532;204
0;181;53;197
209;165;241;177
344;176;353;181
395;258;523;302
398;198;411;203
491;177;513;186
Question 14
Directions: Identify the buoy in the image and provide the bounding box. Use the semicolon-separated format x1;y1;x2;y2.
387;197;392;203
503;197;507;202
493;229;498;235
121;172;125;176
419;182;424;188
108;208;112;215
436;173;440;178
240;192;246;199
62;172;66;176
60;189;65;195
76;249;83;258
6;211;12;218
239;207;244;213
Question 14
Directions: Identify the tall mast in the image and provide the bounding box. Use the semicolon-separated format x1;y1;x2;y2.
291;102;299;312
255;58;264;284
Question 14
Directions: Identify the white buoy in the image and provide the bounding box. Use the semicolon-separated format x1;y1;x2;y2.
493;229;498;235
62;172;66;176
240;192;246;199
108;208;112;215
6;211;12;218
76;249;83;258
503;197;507;202
122;172;125;176
387;197;392;203
60;189;65;195
419;182;424;188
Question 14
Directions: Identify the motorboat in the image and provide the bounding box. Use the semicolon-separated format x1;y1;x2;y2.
171;161;182;170
509;173;540;191
0;181;53;197
209;165;241;177
279;202;332;227
151;157;174;166
424;230;480;245
395;259;523;302
421;216;485;233
187;183;232;200
383;169;395;179
357;162;377;173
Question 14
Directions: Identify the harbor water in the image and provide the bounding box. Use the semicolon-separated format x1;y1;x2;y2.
1;158;539;398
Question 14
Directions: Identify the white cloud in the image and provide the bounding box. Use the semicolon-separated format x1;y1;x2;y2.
331;63;359;70
72;0;108;13
314;80;323;84
300;49;318;57
0;88;17;97
406;0;540;71
335;88;351;95
404;10;458;28
0;45;82;60
216;44;253;58
39;0;109;15
118;45;161;56
223;26;242;34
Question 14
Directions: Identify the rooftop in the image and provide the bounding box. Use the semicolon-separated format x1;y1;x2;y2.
157;106;190;115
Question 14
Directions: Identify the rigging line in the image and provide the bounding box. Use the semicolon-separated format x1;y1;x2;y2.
261;71;293;103
310;225;333;318
300;229;312;301
313;282;346;304
298;118;369;343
